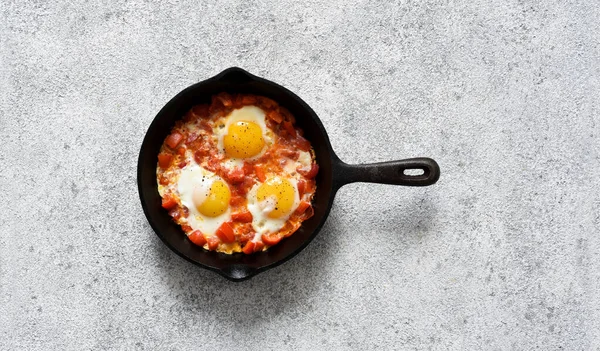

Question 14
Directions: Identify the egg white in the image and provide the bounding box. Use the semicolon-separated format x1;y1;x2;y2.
246;177;300;236
177;164;231;236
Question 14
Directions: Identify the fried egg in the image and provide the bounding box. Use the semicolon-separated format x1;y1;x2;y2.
215;106;273;169
177;164;232;236
247;175;301;236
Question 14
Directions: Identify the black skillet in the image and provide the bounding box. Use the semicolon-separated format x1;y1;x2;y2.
137;67;440;281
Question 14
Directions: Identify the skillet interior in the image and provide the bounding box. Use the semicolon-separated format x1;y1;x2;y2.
138;68;337;281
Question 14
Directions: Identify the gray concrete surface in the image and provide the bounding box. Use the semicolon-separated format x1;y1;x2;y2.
1;0;599;350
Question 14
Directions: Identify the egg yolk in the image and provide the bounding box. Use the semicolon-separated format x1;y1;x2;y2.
223;121;265;158
257;177;295;218
193;180;231;217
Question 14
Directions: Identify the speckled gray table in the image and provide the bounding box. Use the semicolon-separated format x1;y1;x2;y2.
2;1;599;350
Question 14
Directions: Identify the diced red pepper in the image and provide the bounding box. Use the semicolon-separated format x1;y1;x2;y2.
188;230;207;247
253;241;264;252
159;175;169;185
297;179;306;196
241;95;257;105
242;241;255;254
261;233;282;246
242;162;254;175
181;224;192;233
295;201;310;215
282;121;297;137
216;222;235;243
294;135;311;151
297;163;319;179
158;153;173;169
236;176;255;195
230;194;246;206
161;195;177;210
168;208;181;220
239;229;254;244
304;204;314;219
254;165;266;182
232;210;253;223
260;97;277;109
198;119;213;133
279;149;299;160
165;132;183;149
187;133;198;143
215;92;233;107
207;236;220;250
226;167;245;184
267;110;283;124
192;104;210;118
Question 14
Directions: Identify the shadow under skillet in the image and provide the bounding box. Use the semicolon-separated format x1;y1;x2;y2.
148;205;345;327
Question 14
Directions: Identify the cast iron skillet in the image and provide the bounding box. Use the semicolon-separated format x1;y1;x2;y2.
138;67;440;281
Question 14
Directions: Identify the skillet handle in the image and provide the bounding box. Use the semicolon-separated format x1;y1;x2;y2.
334;157;440;188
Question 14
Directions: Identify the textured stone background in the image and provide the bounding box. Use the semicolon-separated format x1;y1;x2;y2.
1;0;599;350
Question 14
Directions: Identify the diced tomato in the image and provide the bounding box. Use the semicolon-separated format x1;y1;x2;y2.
260;97;277;109
297;179;306;196
188;230;207;247
242;241;255;254
239;229;254;244
304;204;314;219
215;92;233;107
158;153;173;169
183;110;196;122
297;163;319;179
194;148;209;164
241;95;257;105
230;194;246;206
254;165;266;182
237;176;255;195
232;210;253;223
205;158;221;173
198;119;213;133
282;121;297;137
161;195;177;210
279;107;295;123
279;149;299;160
187;133;198;143
178;160;187;168
168;208;181;220
254;241;264;252
242;162;254;175
216;222;235;243
261;233;282;246
294;135;311;152
192;104;210;118
226;167;245;184
165;132;183;149
177;147;186;156
281;221;300;237
295;201;310;215
181;224;192;233
267;110;283;124
207;236;220;250
159;175;169;185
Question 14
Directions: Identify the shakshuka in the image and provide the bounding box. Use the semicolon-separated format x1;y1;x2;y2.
156;93;318;254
